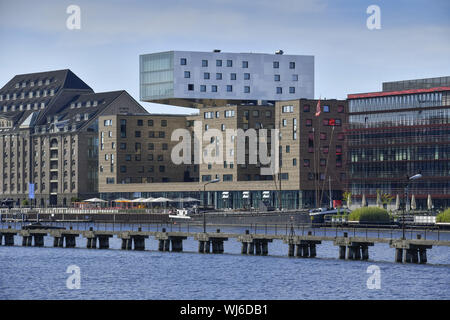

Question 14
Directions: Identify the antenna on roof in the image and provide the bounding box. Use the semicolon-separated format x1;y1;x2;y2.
275;50;284;55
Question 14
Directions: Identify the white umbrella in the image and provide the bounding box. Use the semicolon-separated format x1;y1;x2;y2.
395;194;400;210
141;197;155;203
131;198;146;203
427;194;432;210
151;197;174;202
183;197;200;202
376;192;382;208
84;198;107;203
113;197;131;202
411;194;417;210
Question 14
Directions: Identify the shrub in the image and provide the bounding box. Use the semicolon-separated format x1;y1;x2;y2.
436;208;450;223
348;207;390;223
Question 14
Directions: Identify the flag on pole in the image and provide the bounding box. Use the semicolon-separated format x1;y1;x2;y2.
315;98;321;117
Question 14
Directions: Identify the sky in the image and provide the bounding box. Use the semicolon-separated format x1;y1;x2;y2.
0;0;449;114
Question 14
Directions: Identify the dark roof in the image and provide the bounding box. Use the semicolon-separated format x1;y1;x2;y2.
0;70;144;135
0;69;95;134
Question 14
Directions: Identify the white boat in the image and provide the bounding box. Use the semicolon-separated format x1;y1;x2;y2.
169;209;192;220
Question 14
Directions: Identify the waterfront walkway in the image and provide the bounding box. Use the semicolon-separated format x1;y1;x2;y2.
1;222;449;264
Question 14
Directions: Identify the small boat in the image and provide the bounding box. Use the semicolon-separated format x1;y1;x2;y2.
169;209;192;220
22;222;66;230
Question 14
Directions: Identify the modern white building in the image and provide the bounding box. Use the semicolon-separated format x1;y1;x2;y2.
139;50;314;107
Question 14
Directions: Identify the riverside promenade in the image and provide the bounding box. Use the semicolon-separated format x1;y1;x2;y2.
1;221;449;264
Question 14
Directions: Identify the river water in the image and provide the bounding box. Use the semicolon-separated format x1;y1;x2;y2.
1;223;449;300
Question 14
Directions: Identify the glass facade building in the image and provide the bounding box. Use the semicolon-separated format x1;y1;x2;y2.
139;52;174;101
346;79;450;209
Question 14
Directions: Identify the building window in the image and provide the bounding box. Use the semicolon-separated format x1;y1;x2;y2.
306;119;312;126
282;119;287;127
304;159;310;167
225;110;235;118
120;166;127;173
202;60;208;67
162;143;168;150
244;86;250;93
320;158;326;166
215;111;220;118
289;62;295;69
125;154;131;161
221;124;226;131
320;132;327;140
242;61;248;68
289;87;295;94
223;174;233;181
135;131;141;138
227;85;232;92
293;158;297;166
159;166;165;172
230;73;236;80
159;131;165;138
184;71;190;78
148;143;154;150
216;60;222;67
161;120;167;127
137;119;143;126
338;105;345;113
244;73;250;80
227;60;233;67
274;74;280;81
285;145;290;153
273;61;279;68
212;85;217;92
202;175;211;182
148;131;155;138
148;119;153;126
252;110;259;117
188;84;194;91
180;58;187;65
204;72;210;79
200;85;206;92
323;105;330;112
120;143;126;150
282;105;293;113
303;105;310;112
216;73;222;80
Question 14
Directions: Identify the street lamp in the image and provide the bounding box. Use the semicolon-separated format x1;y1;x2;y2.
203;178;220;233
402;173;422;239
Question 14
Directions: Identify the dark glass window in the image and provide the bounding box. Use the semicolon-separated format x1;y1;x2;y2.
180;58;187;65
